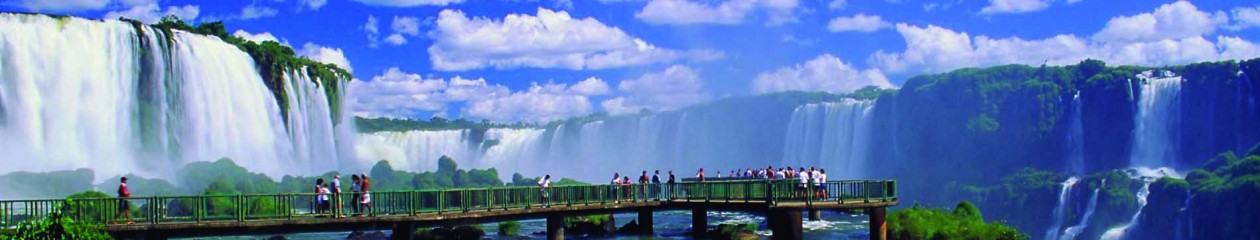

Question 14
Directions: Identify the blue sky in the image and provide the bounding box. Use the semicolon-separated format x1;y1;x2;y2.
5;0;1260;123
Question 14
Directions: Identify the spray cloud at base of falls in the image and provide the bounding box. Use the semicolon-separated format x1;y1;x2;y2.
0;14;354;180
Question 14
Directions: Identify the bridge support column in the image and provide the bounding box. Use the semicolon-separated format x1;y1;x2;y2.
392;222;416;240
691;207;707;237
869;207;887;240
808;209;822;221
547;214;565;240
768;209;803;240
638;209;654;234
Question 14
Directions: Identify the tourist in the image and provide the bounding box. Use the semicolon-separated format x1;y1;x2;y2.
652;170;662;199
818;169;829;200
798;168;810;199
611;173;622;201
696;168;705;182
351;174;362;216
114;176;132;224
622;176;632;199
332;174;342;217
539;175;552;208
361;174;373;217
320;183;332;214
667;170;676;196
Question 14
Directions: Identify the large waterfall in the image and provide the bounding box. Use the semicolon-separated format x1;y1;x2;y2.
781;100;875;179
1045;177;1079;240
0;14;353;180
355;100;878;181
1130;71;1182;168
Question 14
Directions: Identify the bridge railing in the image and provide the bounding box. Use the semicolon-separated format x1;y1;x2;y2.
0;180;894;227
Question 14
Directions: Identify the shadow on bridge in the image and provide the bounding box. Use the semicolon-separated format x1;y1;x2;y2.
0;179;896;240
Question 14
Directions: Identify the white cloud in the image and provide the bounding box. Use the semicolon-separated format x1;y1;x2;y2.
233;30;285;45
635;0;800;25
13;0;110;12
827;14;891;33
103;3;199;24
869;22;1260;75
1229;6;1260;30
569;77;611;96
299;43;354;73
601;65;708;115
362;15;381;48
300;0;328;10
239;4;279;20
1093;1;1228;43
753;54;893;94
828;0;845;10
463;82;595;123
349;0;464;7
428;8;721;71
980;0;1049;15
391;16;421;36
351;68;508;118
385;34;408;46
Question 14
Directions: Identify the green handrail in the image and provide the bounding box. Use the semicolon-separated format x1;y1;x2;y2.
0;179;894;227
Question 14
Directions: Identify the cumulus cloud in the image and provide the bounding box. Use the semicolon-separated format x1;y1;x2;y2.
362;15;381;48
601;65;708;115
300;0;328;10
871;1;1260;75
103;3;199;24
828;0;845;10
753;54;893;94
384;16;423;46
1227;6;1260;31
349;0;464;7
239;4;279;20
827;14;891;33
299;43;354;73
352;68;602;122
233;30;285;45
428;8;721;71
463;82;596;123
980;0;1049;15
635;0;800;25
1093;1;1228;43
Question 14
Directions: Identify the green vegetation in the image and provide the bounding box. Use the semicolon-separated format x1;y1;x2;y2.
497;221;521;236
888;201;1027;240
3;198;111;240
0;168;94;199
711;223;758;240
510;173;589;187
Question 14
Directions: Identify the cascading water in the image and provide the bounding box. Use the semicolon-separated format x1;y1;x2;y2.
1130;71;1182;168
781;99;875;179
355;130;473;171
0;14;352;180
1061;179;1104;240
1067;93;1085;175
1100;179;1153;240
1045;177;1080;240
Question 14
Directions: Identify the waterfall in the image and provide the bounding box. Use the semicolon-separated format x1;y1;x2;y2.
1100;179;1153;240
480;128;545;171
0;14;351;180
781;99;875;179
1045;177;1080;240
1130;71;1182;168
1061;179;1104;240
1175;190;1191;240
1067;93;1085;175
355;130;473;171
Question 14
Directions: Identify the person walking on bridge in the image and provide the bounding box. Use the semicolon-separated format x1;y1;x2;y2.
351;174;362;216
361;174;373;217
539;175;552;208
332;174;342;218
113;176;133;224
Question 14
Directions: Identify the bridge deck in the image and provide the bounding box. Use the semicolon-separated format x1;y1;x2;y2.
0;179;896;238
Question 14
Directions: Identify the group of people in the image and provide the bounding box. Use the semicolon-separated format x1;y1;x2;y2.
314;174;373;217
606;170;677;201
695;166;831;199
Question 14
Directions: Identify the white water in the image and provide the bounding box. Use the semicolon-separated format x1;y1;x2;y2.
1067;93;1085;175
1060;179;1104;240
782;100;875;179
1130;71;1182;168
1045;177;1080;240
0;14;352;180
1100;180;1153;240
356;130;474;171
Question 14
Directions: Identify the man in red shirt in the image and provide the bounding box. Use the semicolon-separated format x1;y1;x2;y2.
114;177;132;224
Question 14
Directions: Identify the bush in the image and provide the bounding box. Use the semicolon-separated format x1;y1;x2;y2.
5;198;112;240
498;221;521;236
888;201;1028;240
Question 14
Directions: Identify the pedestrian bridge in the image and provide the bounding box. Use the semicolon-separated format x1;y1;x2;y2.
0;179;897;240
